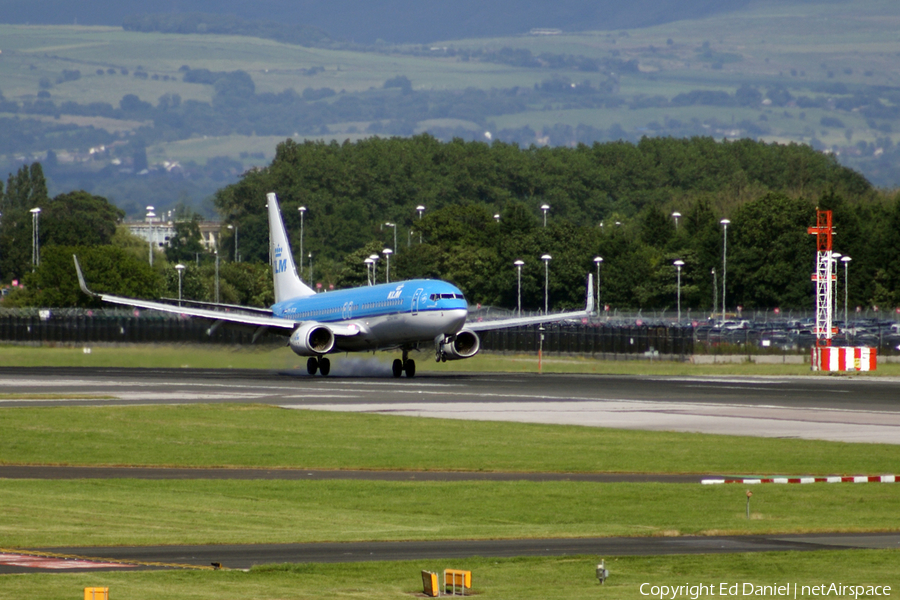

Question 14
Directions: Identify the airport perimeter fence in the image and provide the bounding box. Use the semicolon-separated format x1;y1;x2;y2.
0;308;285;347
477;322;694;359
1;308;899;358
0;309;693;358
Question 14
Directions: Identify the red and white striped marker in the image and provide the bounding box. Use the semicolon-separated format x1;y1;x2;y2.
814;346;877;371
702;475;896;485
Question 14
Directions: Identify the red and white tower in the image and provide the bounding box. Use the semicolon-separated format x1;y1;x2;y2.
807;209;835;351
807;209;876;371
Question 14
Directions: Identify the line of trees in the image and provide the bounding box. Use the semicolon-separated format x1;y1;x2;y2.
0;163;275;308
4;135;900;313
214;135;894;312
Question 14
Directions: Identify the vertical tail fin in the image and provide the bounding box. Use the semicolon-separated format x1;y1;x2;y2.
267;192;315;303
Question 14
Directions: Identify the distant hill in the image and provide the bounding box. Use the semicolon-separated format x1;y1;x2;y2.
0;0;753;44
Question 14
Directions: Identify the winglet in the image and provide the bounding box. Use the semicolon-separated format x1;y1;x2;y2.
585;272;595;314
73;255;97;297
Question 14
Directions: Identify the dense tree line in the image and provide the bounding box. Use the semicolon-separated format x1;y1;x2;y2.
122;12;331;46
0;163;273;308
0;0;752;46
6;135;900;313
213;135;888;312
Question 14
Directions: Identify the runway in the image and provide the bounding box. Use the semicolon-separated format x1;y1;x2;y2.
4;532;900;573
1;366;898;444
0;465;704;483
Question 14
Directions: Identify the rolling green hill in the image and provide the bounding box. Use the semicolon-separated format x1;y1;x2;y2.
0;0;899;215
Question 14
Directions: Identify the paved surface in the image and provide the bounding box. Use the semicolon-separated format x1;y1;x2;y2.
3;533;899;573
1;366;898;443
0;465;705;483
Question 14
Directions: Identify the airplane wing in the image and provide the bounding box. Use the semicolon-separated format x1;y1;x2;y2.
73;255;297;331
465;309;591;332
464;273;595;332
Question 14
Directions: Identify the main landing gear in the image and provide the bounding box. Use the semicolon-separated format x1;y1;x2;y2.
392;349;416;378
306;356;331;376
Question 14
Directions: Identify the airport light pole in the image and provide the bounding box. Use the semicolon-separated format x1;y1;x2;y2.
720;219;730;324
30;207;41;270
369;254;380;285
308;253;313;288
227;224;239;263
214;251;220;303
146;206;155;266
711;268;717;320
674;259;685;323
672;211;681;231
832;253;842;322
364;258;374;286
416;205;425;243
514;259;524;317
383;248;393;283
593;256;603;316
541;204;550;227
175;264;185;306
541;254;552;314
298;206;306;280
842;256;852;334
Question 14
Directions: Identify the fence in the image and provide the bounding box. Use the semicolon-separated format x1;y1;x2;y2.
1;308;897;358
0;309;284;347
478;323;694;358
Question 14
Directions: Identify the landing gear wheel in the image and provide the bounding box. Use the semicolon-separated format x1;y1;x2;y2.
404;359;416;378
319;357;331;376
306;357;318;375
392;358;403;378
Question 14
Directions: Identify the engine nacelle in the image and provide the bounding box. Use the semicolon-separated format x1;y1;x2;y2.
289;323;335;356
440;329;481;361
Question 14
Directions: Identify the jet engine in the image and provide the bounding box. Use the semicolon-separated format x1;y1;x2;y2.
289;323;335;356
440;329;481;361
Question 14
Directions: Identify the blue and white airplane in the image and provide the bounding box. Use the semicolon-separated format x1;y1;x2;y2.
75;192;593;377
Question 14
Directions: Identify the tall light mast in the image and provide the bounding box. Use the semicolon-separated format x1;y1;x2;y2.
807;210;835;367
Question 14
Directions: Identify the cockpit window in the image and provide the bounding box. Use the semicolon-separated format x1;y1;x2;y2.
430;293;465;301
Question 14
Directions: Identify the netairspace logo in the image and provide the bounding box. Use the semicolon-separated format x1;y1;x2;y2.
639;583;892;599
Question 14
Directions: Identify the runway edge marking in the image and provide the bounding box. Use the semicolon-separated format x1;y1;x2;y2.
702;475;897;484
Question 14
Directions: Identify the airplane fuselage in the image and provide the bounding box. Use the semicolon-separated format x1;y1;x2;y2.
271;279;468;352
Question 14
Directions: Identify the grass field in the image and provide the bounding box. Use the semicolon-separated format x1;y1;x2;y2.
2;479;899;547
3;342;900;376
1;404;897;474
1;376;898;595
0;551;896;600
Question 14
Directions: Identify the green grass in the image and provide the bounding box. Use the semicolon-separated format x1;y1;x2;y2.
0;552;897;600
0;343;288;369
3;342;900;376
1;480;899;547
1;404;897;474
